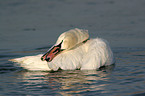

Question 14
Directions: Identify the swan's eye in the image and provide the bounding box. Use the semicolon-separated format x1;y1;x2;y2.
57;40;63;48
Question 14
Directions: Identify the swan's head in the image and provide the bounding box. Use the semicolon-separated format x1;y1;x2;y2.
41;28;89;62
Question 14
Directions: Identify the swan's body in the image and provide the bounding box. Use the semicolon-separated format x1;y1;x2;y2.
10;28;114;71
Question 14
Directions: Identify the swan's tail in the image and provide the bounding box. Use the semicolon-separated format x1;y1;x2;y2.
9;54;50;71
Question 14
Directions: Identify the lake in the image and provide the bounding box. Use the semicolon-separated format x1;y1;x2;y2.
0;0;145;96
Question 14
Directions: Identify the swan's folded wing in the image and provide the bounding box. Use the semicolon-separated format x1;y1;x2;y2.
81;38;114;70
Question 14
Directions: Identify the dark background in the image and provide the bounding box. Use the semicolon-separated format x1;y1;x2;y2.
0;0;145;50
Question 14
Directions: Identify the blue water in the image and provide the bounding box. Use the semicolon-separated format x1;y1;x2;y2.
0;0;145;96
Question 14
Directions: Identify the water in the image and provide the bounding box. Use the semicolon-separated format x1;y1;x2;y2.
0;0;145;96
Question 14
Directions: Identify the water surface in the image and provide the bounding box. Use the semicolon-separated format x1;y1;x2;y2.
0;0;145;96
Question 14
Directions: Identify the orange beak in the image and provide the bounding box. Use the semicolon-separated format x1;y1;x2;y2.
41;41;63;62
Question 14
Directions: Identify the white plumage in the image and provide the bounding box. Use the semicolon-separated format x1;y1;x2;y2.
10;28;114;71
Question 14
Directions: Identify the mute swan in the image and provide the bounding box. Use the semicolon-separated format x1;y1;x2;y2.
10;28;114;71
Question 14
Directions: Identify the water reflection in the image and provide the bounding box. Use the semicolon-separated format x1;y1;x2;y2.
17;66;114;95
46;70;109;95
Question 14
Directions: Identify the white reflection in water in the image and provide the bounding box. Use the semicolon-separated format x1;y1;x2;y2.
17;66;114;95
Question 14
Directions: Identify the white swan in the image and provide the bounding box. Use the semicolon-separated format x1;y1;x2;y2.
10;28;114;71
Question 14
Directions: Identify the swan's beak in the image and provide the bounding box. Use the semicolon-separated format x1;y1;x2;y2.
41;45;61;62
